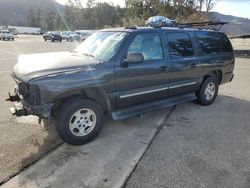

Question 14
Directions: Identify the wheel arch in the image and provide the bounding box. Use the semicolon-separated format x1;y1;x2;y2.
51;88;111;116
203;70;222;84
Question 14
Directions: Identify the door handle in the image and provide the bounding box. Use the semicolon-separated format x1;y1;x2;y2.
190;63;196;68
160;66;167;71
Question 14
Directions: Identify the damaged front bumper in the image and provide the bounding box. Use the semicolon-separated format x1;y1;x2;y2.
7;89;53;119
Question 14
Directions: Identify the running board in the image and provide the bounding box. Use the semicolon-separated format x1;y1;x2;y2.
112;93;197;120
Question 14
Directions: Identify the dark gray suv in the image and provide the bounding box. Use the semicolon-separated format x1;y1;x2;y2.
8;26;234;145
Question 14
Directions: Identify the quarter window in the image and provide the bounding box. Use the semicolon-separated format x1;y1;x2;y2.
127;33;163;61
195;31;233;55
166;32;194;59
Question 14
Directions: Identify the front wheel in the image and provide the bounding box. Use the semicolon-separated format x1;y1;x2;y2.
55;99;104;145
197;76;219;105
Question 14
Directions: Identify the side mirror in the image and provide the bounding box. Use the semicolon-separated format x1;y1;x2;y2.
127;52;144;64
121;52;144;67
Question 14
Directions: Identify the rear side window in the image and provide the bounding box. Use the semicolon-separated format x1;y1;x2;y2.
195;31;233;55
166;32;194;59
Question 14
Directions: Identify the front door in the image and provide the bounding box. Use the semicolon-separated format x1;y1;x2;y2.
115;31;168;108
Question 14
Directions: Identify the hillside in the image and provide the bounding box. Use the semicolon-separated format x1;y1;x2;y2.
208;12;250;36
0;1;250;35
0;0;63;26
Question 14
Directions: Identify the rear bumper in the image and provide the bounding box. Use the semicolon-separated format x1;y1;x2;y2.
221;72;234;84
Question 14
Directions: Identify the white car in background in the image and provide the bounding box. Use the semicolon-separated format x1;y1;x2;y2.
0;30;14;41
61;31;81;42
75;31;93;41
146;16;177;27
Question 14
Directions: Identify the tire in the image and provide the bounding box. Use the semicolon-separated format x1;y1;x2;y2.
161;22;166;27
55;99;104;145
197;76;219;106
52;39;54;42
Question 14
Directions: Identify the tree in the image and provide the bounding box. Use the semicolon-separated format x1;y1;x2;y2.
205;0;214;12
36;9;43;27
27;8;37;27
94;3;116;28
45;10;56;30
197;0;214;12
86;0;95;8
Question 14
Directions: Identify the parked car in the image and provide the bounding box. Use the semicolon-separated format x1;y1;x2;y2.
7;26;234;145
75;31;92;41
0;30;14;41
43;31;62;42
61;31;81;42
68;32;81;42
146;16;177;27
61;31;71;41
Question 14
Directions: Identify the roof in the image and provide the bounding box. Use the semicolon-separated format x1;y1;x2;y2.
99;25;222;33
100;21;228;33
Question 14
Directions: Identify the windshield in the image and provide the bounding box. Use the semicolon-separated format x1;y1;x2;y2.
75;31;128;61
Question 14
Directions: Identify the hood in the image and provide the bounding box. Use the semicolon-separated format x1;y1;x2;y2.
13;51;100;82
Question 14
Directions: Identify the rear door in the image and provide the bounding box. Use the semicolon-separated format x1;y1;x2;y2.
115;31;168;108
194;31;234;77
163;31;202;97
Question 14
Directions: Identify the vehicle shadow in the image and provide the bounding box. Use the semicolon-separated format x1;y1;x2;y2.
2;94;250;187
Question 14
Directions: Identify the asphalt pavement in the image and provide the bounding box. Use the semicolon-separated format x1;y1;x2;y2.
0;35;77;183
125;58;250;188
0;35;250;188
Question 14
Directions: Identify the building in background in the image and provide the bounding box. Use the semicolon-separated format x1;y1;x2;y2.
0;25;41;34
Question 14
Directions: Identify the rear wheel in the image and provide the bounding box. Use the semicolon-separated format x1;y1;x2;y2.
161;22;167;27
197;76;219;105
55;99;104;145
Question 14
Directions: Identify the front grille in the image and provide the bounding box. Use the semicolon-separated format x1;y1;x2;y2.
13;77;41;105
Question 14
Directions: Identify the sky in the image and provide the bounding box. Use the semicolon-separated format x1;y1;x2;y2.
55;0;250;19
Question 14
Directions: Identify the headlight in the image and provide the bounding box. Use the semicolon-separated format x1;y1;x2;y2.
28;85;41;104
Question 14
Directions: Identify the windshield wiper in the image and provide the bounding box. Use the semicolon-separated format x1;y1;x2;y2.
82;53;95;58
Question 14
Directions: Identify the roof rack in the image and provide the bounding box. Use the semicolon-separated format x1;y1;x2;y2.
229;34;250;39
125;25;138;29
177;21;229;31
124;21;229;31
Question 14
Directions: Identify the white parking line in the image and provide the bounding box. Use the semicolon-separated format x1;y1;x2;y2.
0;70;11;74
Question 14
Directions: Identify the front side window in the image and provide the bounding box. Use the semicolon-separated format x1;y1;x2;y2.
166;32;194;59
127;33;164;61
75;31;128;61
